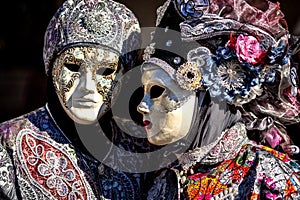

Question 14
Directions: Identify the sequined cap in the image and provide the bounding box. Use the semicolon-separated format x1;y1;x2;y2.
43;0;141;74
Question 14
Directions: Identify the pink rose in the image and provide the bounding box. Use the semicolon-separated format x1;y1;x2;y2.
234;34;266;65
265;127;282;148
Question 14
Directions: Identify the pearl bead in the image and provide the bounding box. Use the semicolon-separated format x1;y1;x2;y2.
173;57;181;64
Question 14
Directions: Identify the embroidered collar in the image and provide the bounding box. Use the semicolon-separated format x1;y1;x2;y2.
178;122;250;170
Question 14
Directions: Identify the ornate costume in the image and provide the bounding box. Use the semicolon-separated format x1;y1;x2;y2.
0;106;144;199
146;123;300;199
0;0;147;199
139;0;300;199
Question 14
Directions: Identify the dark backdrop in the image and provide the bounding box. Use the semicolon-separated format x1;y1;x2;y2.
0;0;299;123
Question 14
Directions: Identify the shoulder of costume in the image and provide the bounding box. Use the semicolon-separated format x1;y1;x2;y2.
0;106;48;148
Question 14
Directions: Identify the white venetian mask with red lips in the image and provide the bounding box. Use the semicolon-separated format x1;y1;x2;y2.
52;46;119;124
137;63;197;146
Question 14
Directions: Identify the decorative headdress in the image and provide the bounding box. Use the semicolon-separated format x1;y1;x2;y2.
143;0;300;155
43;0;141;74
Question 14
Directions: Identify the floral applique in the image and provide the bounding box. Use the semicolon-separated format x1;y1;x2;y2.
16;129;91;200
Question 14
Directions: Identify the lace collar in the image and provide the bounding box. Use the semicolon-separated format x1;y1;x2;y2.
178;122;250;170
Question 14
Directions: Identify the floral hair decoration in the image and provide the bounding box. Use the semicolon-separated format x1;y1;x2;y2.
144;0;300;155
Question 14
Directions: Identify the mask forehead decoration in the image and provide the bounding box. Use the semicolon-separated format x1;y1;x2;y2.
43;0;140;74
143;56;205;93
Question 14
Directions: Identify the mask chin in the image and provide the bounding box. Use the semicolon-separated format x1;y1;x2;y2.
66;106;102;125
148;93;197;146
57;92;106;125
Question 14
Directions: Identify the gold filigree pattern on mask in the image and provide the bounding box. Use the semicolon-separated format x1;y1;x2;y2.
52;46;119;108
62;73;80;105
149;90;193;113
64;73;80;92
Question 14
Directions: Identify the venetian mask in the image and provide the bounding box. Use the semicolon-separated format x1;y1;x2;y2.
52;46;119;124
137;64;196;145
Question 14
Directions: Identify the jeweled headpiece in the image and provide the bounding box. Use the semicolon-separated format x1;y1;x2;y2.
145;0;298;106
43;0;141;74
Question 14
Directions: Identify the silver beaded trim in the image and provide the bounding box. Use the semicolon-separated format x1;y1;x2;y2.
143;57;177;81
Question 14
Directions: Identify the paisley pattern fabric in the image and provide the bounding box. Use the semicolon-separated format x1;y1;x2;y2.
17;129;91;199
0;106;143;200
146;123;300;199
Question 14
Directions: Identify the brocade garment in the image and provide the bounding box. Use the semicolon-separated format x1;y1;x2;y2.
146;123;300;199
0;106;143;200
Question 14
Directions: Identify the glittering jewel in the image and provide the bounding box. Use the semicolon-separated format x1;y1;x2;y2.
217;60;246;91
176;61;202;91
173;57;181;65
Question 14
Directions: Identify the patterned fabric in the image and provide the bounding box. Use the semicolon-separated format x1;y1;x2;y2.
146;123;300;199
0;106;143;200
145;0;300;158
43;0;141;74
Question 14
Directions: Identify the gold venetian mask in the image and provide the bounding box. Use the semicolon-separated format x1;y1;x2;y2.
52;46;119;124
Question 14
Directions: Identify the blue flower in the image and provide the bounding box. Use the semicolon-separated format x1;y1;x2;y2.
200;46;264;104
267;40;287;64
215;46;235;61
177;0;209;19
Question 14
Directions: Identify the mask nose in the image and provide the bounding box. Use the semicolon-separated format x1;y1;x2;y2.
137;96;150;115
78;69;97;93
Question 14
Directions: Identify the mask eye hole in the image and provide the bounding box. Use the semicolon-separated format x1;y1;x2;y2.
96;68;116;76
150;85;165;99
64;63;80;72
